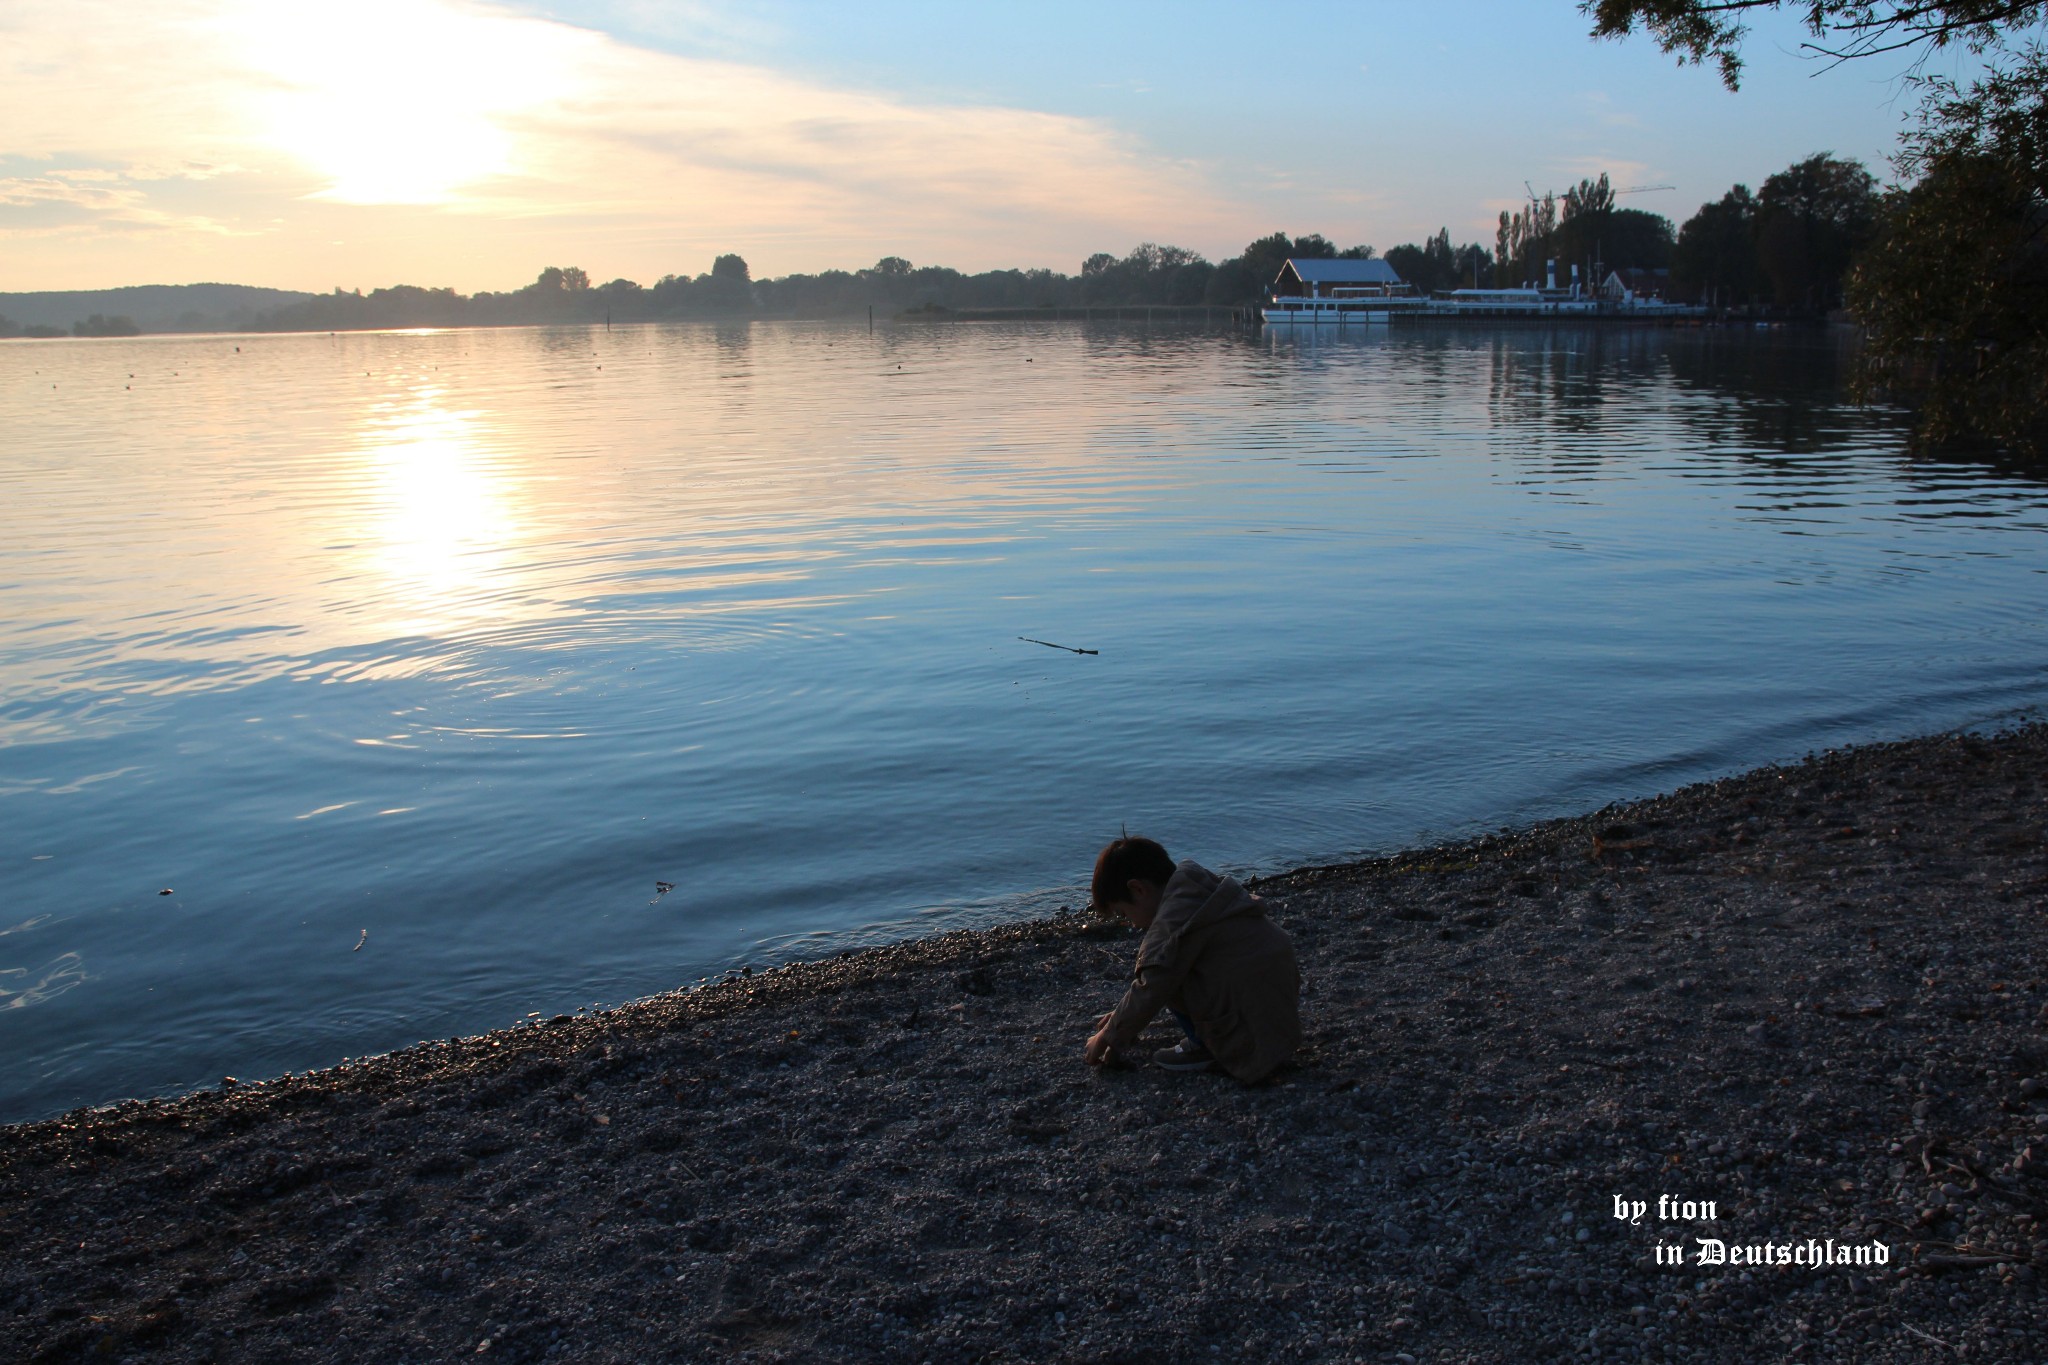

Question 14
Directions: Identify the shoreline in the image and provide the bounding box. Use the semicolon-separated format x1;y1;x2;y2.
6;724;2047;1362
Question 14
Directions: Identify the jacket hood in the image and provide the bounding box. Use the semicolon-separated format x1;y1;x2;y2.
1135;860;1264;971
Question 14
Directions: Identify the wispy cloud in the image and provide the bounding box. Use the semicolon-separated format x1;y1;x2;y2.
0;0;1239;288
0;163;239;237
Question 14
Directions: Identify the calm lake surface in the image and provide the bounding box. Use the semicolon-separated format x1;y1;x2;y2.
4;320;2047;1121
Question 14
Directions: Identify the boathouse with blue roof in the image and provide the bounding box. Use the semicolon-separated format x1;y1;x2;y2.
1271;258;1407;298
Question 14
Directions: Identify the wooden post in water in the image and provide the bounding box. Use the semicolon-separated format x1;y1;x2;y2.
868;306;873;335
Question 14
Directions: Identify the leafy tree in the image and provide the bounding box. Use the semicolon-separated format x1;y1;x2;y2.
1583;1;2046;91
1673;184;1760;304
1754;153;1878;310
1496;192;1558;286
1382;230;1496;292
1554;191;1676;283
1598;208;1676;271
707;253;754;312
1852;50;2048;449
1564;172;1617;220
1386;229;1458;293
1587;0;2048;446
531;266;590;293
1205;232;1337;304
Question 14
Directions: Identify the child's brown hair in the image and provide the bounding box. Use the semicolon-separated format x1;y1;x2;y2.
1091;836;1175;910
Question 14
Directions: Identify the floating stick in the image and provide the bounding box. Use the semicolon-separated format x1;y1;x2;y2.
1019;637;1098;655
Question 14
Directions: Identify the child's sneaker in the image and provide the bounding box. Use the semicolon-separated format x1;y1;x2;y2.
1152;1040;1215;1072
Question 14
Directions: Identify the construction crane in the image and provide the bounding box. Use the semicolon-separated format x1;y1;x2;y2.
1508;183;1680;294
1524;180;1674;201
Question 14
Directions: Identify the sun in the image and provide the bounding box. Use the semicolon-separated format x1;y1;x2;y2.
228;0;582;205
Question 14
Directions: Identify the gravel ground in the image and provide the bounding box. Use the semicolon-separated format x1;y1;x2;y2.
5;725;2048;1364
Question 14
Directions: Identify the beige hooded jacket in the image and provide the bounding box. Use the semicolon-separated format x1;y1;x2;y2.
1103;860;1300;1083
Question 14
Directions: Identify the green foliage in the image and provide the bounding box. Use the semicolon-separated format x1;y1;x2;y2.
1075;243;1214;305
1665;155;1875;309
72;314;141;337
1587;0;2048;449
1672;185;1759;304
1493;174;1672;288
1496;192;1557;286
1383;229;1494;293
1564;173;1617;220
1852;51;2048;451
533;266;591;293
1202;233;1362;304
1754;153;1879;310
1583;1;2046;91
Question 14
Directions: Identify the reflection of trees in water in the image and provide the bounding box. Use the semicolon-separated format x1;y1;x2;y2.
1477;326;1921;477
1486;326;2048;512
1481;328;1665;472
1659;329;1885;461
712;322;752;363
533;326;597;360
1659;333;2048;503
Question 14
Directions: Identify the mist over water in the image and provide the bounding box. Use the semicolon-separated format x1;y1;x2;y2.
4;320;2046;1122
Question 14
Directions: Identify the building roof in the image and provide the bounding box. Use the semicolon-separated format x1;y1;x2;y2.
1279;258;1404;286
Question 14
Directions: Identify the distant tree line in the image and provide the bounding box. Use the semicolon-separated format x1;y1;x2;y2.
237;229;1523;333
0;312;138;338
5;160;1871;348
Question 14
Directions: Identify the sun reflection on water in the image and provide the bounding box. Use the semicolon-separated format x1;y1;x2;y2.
354;388;521;639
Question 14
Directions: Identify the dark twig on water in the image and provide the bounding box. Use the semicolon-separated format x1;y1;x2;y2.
1018;637;1098;655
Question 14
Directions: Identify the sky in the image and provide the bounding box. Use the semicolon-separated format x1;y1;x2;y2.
0;0;1962;294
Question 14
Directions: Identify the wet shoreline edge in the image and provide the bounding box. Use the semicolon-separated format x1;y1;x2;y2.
6;722;2047;1362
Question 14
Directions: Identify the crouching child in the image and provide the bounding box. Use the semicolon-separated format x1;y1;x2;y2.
1083;836;1300;1082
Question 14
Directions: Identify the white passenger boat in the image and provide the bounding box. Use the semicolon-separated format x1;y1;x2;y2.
1260;258;1426;325
1261;256;1701;325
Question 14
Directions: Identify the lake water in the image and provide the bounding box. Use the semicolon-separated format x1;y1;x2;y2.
4;320;2046;1122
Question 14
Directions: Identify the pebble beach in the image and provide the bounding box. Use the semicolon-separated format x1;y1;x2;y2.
6;724;2048;1363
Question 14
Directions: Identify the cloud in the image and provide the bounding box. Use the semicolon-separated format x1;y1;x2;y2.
0;163;238;237
0;0;1239;286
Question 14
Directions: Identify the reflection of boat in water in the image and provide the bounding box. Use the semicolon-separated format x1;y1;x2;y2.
1261;257;1704;326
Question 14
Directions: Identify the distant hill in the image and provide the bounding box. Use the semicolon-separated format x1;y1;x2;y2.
0;283;317;335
